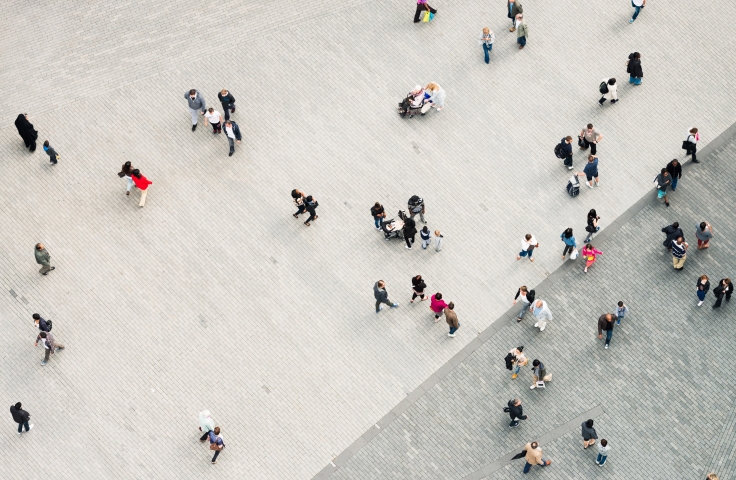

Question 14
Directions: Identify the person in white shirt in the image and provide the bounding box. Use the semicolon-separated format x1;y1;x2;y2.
598;78;618;105
685;127;699;163
204;108;222;134
516;234;539;262
630;0;646;23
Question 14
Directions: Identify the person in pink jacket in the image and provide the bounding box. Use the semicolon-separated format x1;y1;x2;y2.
430;292;449;322
581;244;603;273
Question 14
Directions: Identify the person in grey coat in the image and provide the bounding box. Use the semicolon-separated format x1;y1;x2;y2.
185;89;207;131
35;243;55;275
581;419;598;448
374;280;398;313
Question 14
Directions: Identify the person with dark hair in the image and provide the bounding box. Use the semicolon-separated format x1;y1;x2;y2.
430;292;448;322
10;403;33;435
515;14;528;49
582;244;603;273
35;243;55;275
615;301;629;325
516;233;538;262
598;78;618;105
597;313;616;349
507;0;523;31
696;275;710;307
14;114;38;152
666;159;682;191
581;419;598;448
420;226;432;249
403;216;417;250
218;89;236;121
204;107;222;134
509;346;527;379
530;359;551;389
513;286;534;322
522;441;551;473
185;89;206;131
506;398;527;427
584;209;600;243
292;189;307;218
579;124;603;155
685;127;699;163
35;331;64;366
560;228;577;259
629;0;645;23
118;161;136;195
445;302;459;337
712;278;733;309
411;275;427;302
374;280;398;313
32;314;51;333
42;141;59;165
596;439;611;466
627;52;643;83
559;136;573;169
370;202;386;229
223;120;242;157
671;236;689;270
131;169;152;207
655;167;672;207
661;222;683;250
304;195;319;226
208;426;225;464
695;221;713;249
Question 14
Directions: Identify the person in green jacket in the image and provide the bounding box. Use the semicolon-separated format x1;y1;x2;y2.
35;243;55;275
515;14;528;49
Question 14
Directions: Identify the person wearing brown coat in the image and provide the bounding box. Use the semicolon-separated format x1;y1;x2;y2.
445;303;459;337
522;442;551;474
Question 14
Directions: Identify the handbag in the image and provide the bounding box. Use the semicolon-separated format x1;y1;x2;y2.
681;140;692;151
209;438;223;451
577;136;585;147
570;249;579;260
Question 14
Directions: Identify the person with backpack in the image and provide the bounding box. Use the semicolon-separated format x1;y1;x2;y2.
654;167;672;207
413;0;437;23
513;286;534;322
516;234;538;262
598;78;618;105
555;136;573;169
560;228;577;259
370;202;386;229
478;27;495;64
579;124;603;155
627;52;643;84
304;195;319;226
32;314;52;333
10;403;33;435
575;155;600;189
407;195;426;223
584;209;600;243
292;189;307;218
684;127;699;163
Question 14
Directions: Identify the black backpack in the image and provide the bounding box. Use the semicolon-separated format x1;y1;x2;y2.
599;81;609;94
554;138;566;159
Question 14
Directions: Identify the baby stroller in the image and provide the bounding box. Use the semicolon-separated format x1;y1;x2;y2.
398;93;431;118
382;211;407;240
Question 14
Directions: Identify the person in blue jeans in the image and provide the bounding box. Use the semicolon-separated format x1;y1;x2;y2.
10;403;33;435
478;28;495;64
516;234;538;262
597;313;616;349
522;442;551;473
630;0;645;23
615;301;629;325
576;155;599;188
209;427;225;464
666;159;682;191
596;439;611;466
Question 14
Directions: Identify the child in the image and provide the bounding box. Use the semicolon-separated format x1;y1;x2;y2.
434;230;444;252
615;301;629;325
420;226;431;249
596;439;610;467
43;141;59;165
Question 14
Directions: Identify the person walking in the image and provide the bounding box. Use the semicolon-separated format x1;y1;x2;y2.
509;346;527;379
223;120;242;157
575;155;600;189
131;169;152;207
413;0;437;23
596;439;611;466
532;300;552;332
712;278;733;309
506;399;528;427
407;196;426;223
582;244;603;273
654;167;672;207
403;216;417;250
671;236;688;270
522;441;551;473
420;226;431;249
695;222;714;249
513;286;535;322
684;127;700;163
42;141;59;165
32;313;52;333
374;280;399;313
696;275;710;307
304;195;319;226
581;419;598;448
118;161;136;195
579;124;603;155
627;52;644;84
370;202;386;229
479;27;495;64
706;473;720;480
666;159;682;191
629;0;646;23
35;243;55;275
411;275;428;302
424;83;446;112
557;136;574;169
661;222;683;250
208;426;225;464
515;14;528;49
198;410;215;442
516;234;538;262
204;108;222;134
185;89;206;131
292;189;307;218
430;292;448;322
560;228;577;259
35;331;64;366
10;403;33;435
597;313;616;349
507;0;523;32
615;301;629;325
530;359;552;389
584;209;601;243
445;303;459;337
598;78;618;105
14;114;38;152
434;230;443;251
218;89;236;121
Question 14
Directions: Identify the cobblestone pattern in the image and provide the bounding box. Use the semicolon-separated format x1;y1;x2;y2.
1;0;736;478
330;138;736;479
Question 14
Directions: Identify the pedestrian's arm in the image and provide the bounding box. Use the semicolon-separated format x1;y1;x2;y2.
597;319;603;336
595;134;603;143
200;96;206;113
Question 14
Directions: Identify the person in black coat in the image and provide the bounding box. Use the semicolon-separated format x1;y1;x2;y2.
696;275;710;307
627;52;643;85
14;114;38;152
666;159;682;191
662;222;683;250
713;278;733;309
411;275;427;302
403;217;417;250
218;89;236;121
32;314;51;332
506;399;528;427
10;402;33;434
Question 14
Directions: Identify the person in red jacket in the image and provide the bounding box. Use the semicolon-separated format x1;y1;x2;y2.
131;169;152;207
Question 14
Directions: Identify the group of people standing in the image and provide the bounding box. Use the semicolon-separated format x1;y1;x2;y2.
374;278;459;336
185;88;242;157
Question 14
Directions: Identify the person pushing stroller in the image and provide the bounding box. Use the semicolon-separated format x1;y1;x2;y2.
398;86;430;118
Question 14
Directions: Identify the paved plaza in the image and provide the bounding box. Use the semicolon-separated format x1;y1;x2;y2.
1;0;736;478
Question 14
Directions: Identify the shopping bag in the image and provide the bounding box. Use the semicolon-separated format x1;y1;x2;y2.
570;248;579;260
423;11;430;22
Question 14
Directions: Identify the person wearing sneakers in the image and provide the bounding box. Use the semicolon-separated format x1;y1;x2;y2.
513;286;535;322
292;189;307;218
34;331;64;366
411;275;428;302
515;14;528;49
506;399;528;428
560;228;577;259
185;89;206;131
208;426;225;464
530;359;551;389
597;313;616;349
615;301;629;325
685;127;699;163
630;0;646;23
223;120;242;157
596;439;611;466
445;303;459;337
581;419;598;449
374;280;399;313
430;292;449;322
507;0;523;32
303;195;319;226
598;78;618;105
10;403;33;435
696;275;710;307
510;346;527;379
516;234;539;262
575;155;600;189
34;243;55;276
370;202;386;230
218;89;236;121
198;410;215;442
204;108;222;134
655;168;672;207
532;300;552;332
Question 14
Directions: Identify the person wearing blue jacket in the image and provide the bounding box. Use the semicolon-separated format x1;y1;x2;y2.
560;228;577;260
223;120;242;157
